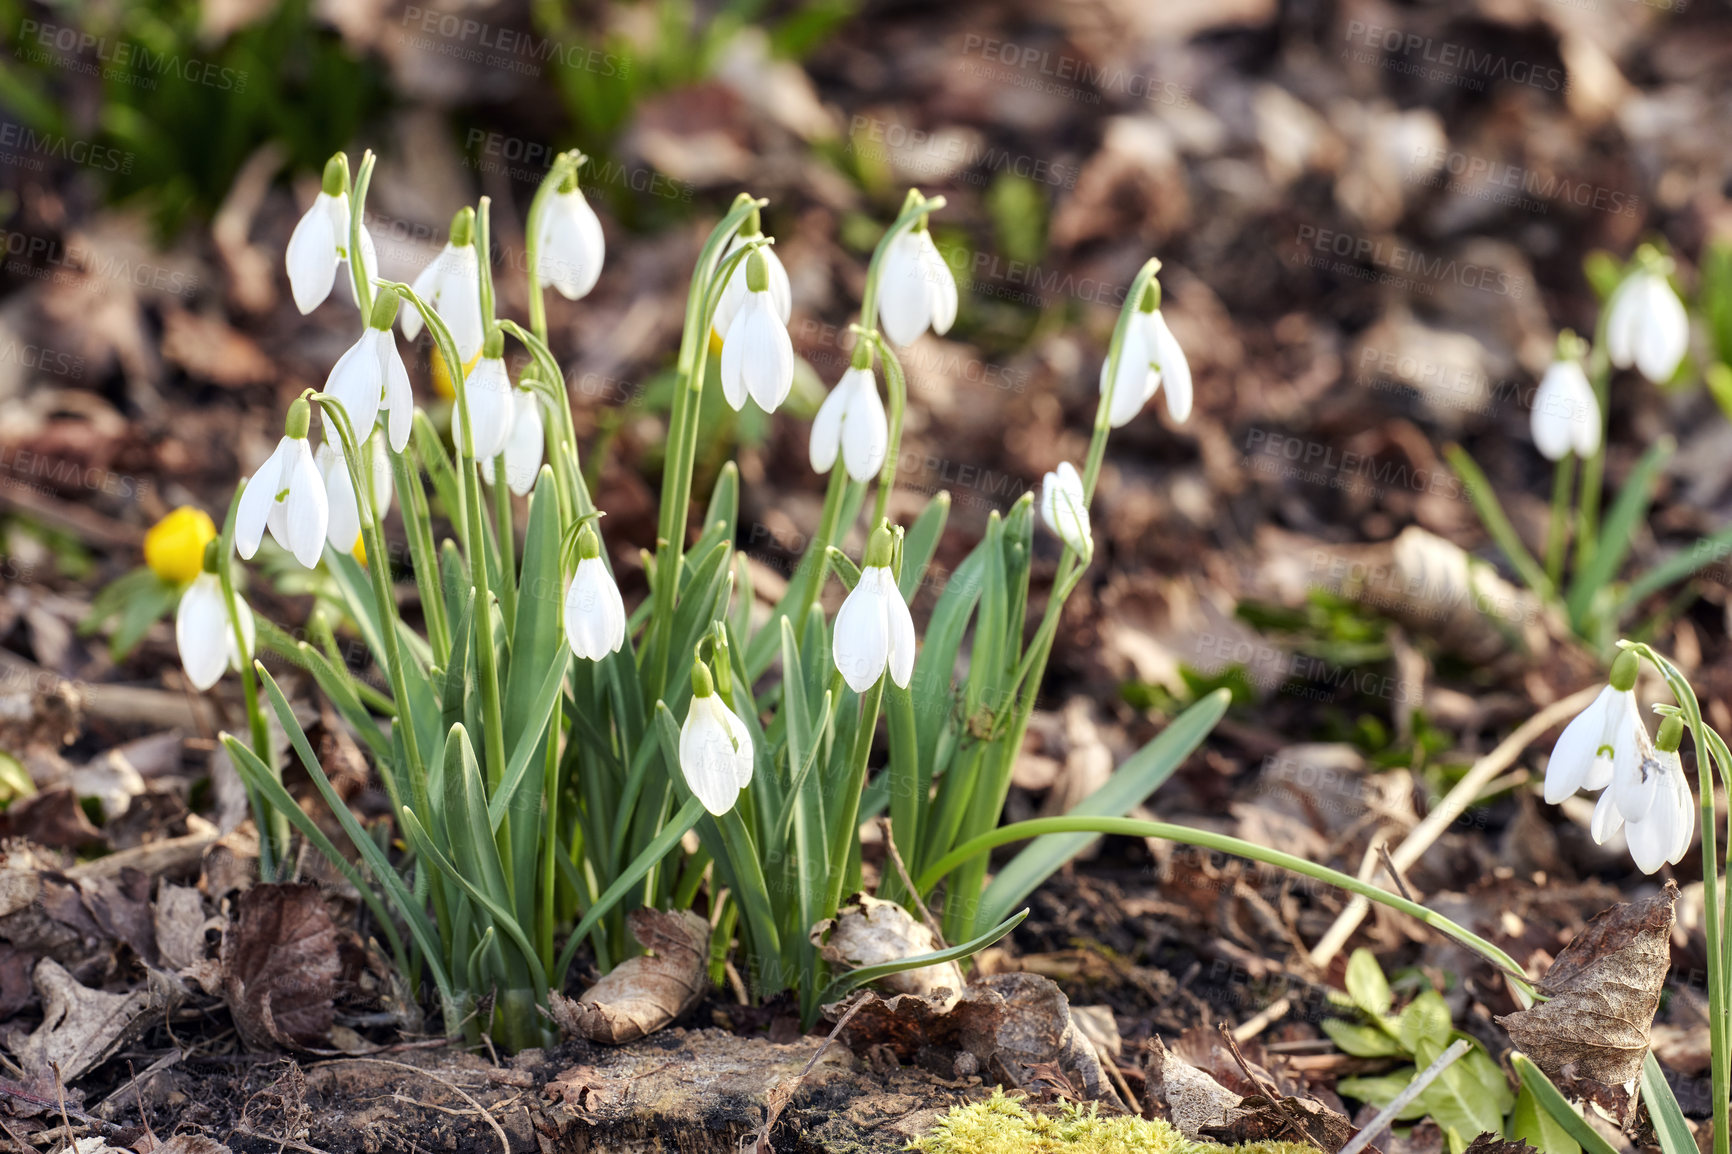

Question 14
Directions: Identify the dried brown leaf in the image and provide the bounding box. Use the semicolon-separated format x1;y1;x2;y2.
154;883;211;972
2;957;161;1081
1205;1093;1361;1153
0;787;104;850
551;908;708;1045
812;894;965;1000
220;883;339;1050
1461;1134;1538;1154
1496;882;1676;1085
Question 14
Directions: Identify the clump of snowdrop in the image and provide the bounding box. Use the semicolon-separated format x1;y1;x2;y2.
175;543;255;692
236;396;328;569
1101;281;1191;427
1606;254;1689;384
876;219;956;347
680;660;754;815
720;248;794;412
403;207;487;362
1039;461;1091;557
810;349;888;484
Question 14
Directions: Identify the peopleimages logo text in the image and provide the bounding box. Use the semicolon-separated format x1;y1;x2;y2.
17;19;249;91
1342;21;1567;94
1295;225;1526;299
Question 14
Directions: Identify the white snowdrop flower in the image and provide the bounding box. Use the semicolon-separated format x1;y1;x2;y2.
236;398;328;569
285;156;377;315
1544;654;1642;804
402;208;486;361
452;335;515;461
809;363;887;483
1593;715;1695;875
318;433;392;554
323;290;413;446
876;224;956;347
1100;290;1191;426
175;568;255;692
536;173;605;301
1530;357;1600;461
1606;266;1688;384
563;526;626;662
1039;461;1091;557
832;527;916;693
719;249;794;412
713;219;791;337
680;662;754;816
480;385;545;497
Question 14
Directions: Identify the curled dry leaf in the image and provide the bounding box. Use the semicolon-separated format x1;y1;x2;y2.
1497;881;1677;1086
1148;1036;1244;1138
811;894;964;1000
549;908;709;1045
2;957;162;1081
220;882;340;1050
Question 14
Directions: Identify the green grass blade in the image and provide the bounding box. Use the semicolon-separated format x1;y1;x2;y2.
899;491;951;602
815;909;1027;1007
1640;1052;1695;1154
1510;1054;1622;1154
1444;444;1553;599
1620;524;1732;615
1567;438;1673;627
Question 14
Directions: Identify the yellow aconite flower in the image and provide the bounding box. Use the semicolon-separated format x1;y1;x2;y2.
144;507;216;584
431;346;482;401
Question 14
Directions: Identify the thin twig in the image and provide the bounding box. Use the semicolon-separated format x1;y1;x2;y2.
1376;843;1415;903
751;998;870;1154
882;818;947;949
1215;1024;1310;1147
1308;685;1599;968
1337;1038;1471;1154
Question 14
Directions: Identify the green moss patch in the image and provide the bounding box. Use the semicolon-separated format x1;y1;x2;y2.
912;1090;1324;1154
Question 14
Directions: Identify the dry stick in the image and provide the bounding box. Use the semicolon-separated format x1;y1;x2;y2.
882;818;947;949
1307;685;1600;969
752;998;870;1154
1376;843;1415;903
1337;1038;1471;1154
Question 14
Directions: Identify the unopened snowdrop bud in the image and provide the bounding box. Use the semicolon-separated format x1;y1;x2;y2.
175;542;255;692
403;207;486;361
536;164;605;301
319;433;392;554
1544;650;1640;804
720;248;794;412
481;382;545;496
1530;336;1599;461
680;660;754;815
833;526;916;693
1100;281;1191;426
286;156;355;315
1039;461;1091;557
564;525;627;662
810;346;888;483
236;397;328;569
454;329;514;461
878;218;957;347
1606;259;1688;384
323;289;412;445
713;207;790;337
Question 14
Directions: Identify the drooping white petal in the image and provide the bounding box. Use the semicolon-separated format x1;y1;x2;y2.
1590;785;1624;844
1633;275;1689;384
1624;800;1675;875
1100;315;1157;429
1666;756;1695;865
1040;461;1092;556
319;442;362;552
1611;721;1659;824
809;376;848;474
499;390;545;497
884;569;917;689
1544;687;1611;802
279;438;329;568
713;236;792;335
877;231;933;348
379;333;415;453
403;244;485;360
400;247;444;341
456;357;515;460
1530;361;1600;461
538;189;606;301
564;556;627;660
839;371;889;483
918;230;957;337
720;290;793;412
833;566;892;693
680;695;754;815
1147;311;1192;422
323;329;385;440
176;573;233;691
236;438;289;559
286;193;341;315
